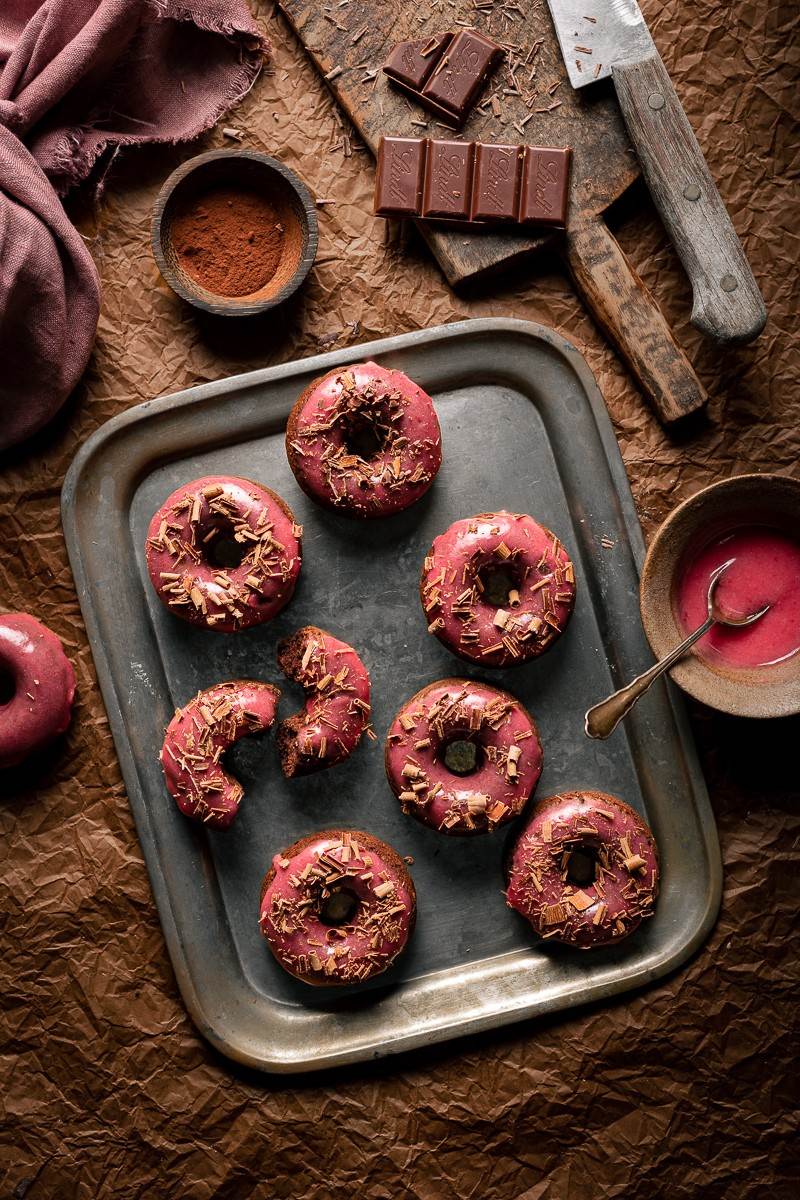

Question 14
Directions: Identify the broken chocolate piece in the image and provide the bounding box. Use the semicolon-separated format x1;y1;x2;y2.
383;28;503;127
384;33;453;93
422;29;504;124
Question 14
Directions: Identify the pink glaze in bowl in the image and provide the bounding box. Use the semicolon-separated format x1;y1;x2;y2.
640;474;800;719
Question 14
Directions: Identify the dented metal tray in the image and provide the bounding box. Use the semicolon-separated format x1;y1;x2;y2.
62;319;721;1073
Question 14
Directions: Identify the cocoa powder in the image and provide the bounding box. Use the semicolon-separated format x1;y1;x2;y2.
171;186;286;297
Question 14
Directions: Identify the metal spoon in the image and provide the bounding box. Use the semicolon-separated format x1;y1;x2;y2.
585;560;770;739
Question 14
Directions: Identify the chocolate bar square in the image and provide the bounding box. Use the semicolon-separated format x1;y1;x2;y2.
470;143;522;221
374;136;427;218
519;147;572;227
421;140;475;219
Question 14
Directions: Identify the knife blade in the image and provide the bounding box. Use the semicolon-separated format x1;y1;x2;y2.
546;0;766;344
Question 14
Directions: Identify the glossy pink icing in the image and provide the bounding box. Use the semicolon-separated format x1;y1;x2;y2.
0;613;76;769
506;791;659;949
286;361;442;517
385;678;543;835
277;626;371;776
161;680;279;829
145;475;302;632
259;830;416;986
421;511;576;667
675;525;800;668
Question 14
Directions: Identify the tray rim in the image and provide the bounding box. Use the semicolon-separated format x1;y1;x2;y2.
61;318;722;1073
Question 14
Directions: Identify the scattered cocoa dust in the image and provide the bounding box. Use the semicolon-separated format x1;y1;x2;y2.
171;187;286;297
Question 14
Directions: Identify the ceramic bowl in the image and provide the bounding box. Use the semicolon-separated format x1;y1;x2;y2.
151;149;318;317
640;473;800;718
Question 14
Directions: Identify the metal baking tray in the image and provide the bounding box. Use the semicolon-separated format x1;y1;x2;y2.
62;319;721;1073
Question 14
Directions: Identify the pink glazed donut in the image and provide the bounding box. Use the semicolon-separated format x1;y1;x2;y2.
505;790;660;949
161;680;280;829
385;678;543;835
0;614;76;769
285;361;442;517
420;510;576;667
259;829;416;986
277;626;371;777
145;475;302;632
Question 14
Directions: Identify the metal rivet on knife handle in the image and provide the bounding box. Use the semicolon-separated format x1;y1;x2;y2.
683;183;701;201
720;274;739;293
647;92;665;110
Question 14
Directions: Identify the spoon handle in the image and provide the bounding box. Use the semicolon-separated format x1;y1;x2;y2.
585;615;715;739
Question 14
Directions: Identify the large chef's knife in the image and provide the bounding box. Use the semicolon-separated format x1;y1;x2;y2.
546;0;766;343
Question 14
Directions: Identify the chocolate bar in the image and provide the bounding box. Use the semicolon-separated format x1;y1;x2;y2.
383;29;503;127
374;136;572;229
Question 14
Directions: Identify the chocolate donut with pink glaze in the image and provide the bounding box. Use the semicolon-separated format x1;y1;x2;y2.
505;790;659;948
385;678;543;835
259;829;416;986
161;680;280;829
0;614;76;769
146;475;302;632
421;511;576;667
277;626;371;777
285;361;442;518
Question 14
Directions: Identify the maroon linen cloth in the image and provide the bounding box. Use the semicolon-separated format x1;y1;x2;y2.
0;0;266;451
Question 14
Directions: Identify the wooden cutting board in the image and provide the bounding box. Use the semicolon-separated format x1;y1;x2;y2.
278;1;706;423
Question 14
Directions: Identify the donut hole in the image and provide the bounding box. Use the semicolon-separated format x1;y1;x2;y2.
203;520;247;570
319;887;360;926
0;666;15;706
566;846;598;887
442;736;483;776
477;563;521;608
342;411;389;461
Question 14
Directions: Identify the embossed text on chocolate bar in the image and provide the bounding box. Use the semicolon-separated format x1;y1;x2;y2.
374;136;572;229
375;136;427;218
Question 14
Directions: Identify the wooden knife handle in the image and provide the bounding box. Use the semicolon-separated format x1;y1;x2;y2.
563;215;707;424
612;53;766;345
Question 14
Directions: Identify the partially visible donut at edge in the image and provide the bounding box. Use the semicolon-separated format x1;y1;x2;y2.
285;361;442;518
0;613;76;769
145;475;302;632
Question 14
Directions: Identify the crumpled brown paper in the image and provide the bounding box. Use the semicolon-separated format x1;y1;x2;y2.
0;1;797;1196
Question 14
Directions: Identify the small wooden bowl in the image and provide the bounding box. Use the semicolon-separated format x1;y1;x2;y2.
640;474;800;718
151;149;318;317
